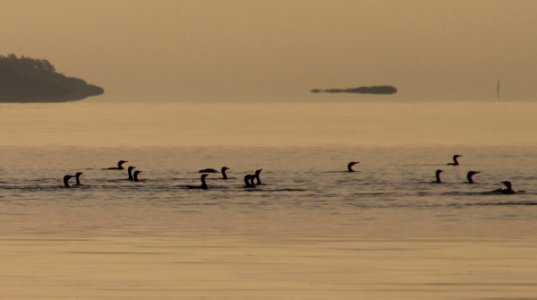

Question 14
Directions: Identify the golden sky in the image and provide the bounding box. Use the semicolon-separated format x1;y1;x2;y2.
2;0;537;101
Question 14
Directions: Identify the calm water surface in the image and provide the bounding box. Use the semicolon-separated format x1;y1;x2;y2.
1;102;537;299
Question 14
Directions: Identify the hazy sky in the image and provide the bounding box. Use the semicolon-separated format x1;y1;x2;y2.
2;0;537;102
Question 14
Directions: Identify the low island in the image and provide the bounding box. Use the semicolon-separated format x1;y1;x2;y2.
0;54;104;103
311;85;397;95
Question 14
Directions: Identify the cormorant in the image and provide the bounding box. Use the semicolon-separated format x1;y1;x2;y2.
244;175;256;188
435;169;443;183
75;172;83;186
63;175;73;188
133;170;142;182
107;160;128;170
198;166;229;180
186;174;209;190
127;166;136;181
254;169;262;185
221;166;229;180
466;171;480;184
496;181;515;194
447;154;462;166
347;161;359;172
216;167;229;180
199;166;229;179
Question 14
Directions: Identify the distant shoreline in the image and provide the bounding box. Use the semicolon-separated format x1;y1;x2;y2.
0;54;104;103
311;85;397;95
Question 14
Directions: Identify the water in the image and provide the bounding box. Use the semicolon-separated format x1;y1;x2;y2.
2;145;537;299
2;102;537;299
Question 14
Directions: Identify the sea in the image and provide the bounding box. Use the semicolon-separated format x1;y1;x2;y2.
1;101;537;299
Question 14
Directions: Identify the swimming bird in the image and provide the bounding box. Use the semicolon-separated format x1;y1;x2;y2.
186;174;209;190
244;175;256;188
63;175;73;188
447;154;462;166
347;161;359;172
221;166;230;179
466;171;480;184
496;181;516;194
254;169;262;185
127;166;136;181
133;170;142;182
107;160;128;170
434;169;443;183
75;172;84;186
217;166;229;179
199;166;230;179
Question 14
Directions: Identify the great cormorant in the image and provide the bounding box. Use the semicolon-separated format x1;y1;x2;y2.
435;169;443;183
133;170;142;182
127;166;136;181
63;175;73;188
244;175;256;188
466;171;480;184
347;161;359;172
75;172;83;186
497;181;515;194
254;169;262;185
220;167;229;180
187;174;209;190
107;160;128;170
199;166;229;179
447;155;462;166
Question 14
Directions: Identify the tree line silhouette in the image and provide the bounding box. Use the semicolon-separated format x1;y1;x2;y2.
0;54;103;102
0;54;56;73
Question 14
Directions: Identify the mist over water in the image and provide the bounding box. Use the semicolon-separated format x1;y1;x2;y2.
2;101;537;299
1;101;536;147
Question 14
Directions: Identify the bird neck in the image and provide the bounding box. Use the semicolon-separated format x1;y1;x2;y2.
467;174;474;184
